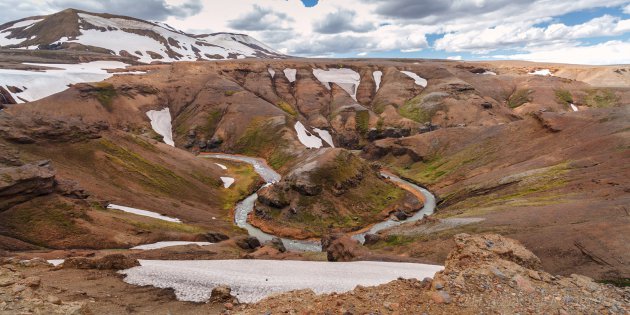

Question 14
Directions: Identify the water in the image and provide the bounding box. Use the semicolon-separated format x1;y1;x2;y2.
202;154;436;252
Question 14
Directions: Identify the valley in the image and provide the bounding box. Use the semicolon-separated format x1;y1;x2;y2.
0;6;628;314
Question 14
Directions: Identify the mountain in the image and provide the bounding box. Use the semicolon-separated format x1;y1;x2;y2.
0;8;284;63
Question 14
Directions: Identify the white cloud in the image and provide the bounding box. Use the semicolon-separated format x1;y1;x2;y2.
624;4;630;14
494;40;630;65
447;55;462;60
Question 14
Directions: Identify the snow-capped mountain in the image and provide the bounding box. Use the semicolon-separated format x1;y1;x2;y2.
0;8;284;63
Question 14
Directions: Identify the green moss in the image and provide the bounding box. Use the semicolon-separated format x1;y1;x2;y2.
584;89;619;108
355;110;370;134
277;101;298;116
224;90;239;97
1;173;12;182
98;139;189;194
399;95;441;123
555;89;573;105
117;217;204;234
508;89;533;108
598;278;630;287
93;82;117;111
234;118;296;170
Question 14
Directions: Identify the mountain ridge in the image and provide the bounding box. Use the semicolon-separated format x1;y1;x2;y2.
0;8;284;63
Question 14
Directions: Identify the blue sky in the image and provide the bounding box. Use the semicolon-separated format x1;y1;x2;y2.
3;0;630;64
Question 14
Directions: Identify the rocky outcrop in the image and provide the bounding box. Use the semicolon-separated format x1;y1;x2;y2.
62;254;140;270
0;160;55;211
0;115;108;144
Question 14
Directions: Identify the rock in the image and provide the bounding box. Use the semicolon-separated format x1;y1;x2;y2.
448;233;542;270
513;275;535;293
393;210;409;221
12;284;27;294
291;178;322;196
257;185;290;208
363;234;381;245
235;236;261;250
429;291;452;304
268;237;286;253
47;295;62;305
210;285;234;303
54;179;89;199
204;232;229;243
63;254;140;270
481;102;493;109
326;236;364;262
0;160;56;211
21;276;40;288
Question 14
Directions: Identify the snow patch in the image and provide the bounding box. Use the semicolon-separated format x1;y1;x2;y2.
132;242;212;250
313;128;334;148
529;69;553;76
283;68;297;83
0;61;129;103
268;68;275;78
5;18;43;30
481;71;497;75
121;260;444;303
294;122;323;149
107;204;181;223
220;177;235;188
570;103;579;112
214;163;228;170
373;71;383;92
400;71;428;87
146;108;174;146
47;259;64;266
312;68;361;101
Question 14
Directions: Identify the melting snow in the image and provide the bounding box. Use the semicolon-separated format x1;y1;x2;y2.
313;128;335;148
481;71;497;75
400;71;428;87
220;177;235;188
121;259;444;303
570;104;579;112
0;61;130;103
294;121;323;149
284;68;297;83
214;163;228;170
146;108;175;146
268;68;275;78
107;204;181;223
47;259;64;266
131;242;212;250
312;68;361;101
4;18;43;30
529;69;553;76
373;70;383;92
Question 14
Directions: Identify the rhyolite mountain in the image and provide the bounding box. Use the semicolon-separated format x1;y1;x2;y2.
0;8;284;63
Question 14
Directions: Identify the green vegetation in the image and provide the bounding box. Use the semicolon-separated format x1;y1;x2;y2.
216;161;260;210
508;89;533;108
277;101;298;116
554;89;573;105
224;90;239;97
93;82;117;111
99;139;189;194
399;95;442;123
116;216;204;234
234;118;296;170
355;110;370;134
585;89;619;108
598;278;630;287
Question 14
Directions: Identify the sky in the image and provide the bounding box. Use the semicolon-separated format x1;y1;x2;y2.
2;0;630;64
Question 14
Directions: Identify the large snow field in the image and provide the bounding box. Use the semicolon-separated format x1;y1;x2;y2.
0;61;129;103
146;108;175;146
107;204;181;223
121;259;444;303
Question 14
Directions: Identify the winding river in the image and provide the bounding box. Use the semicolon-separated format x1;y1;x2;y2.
202;154;436;252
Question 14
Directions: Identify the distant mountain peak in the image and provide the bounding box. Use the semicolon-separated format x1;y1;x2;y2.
0;9;284;63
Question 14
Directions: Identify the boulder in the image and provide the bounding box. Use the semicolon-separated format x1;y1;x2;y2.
268;237;286;253
209;285;236;303
235;236;261;250
363;234;381;245
326;235;365;262
204;232;229;243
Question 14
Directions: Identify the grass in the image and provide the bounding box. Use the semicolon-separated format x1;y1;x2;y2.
234;118;296;170
399;95;442;123
508;89;533;108
555;89;573;105
355;110;370;134
216;162;260;210
116;216;204;234
584;89;619;108
277;101;298;116
93;82;117;112
598;278;630;287
224;90;239;97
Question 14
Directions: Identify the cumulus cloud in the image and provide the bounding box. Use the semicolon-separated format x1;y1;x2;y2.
494;40;630;65
313;10;374;34
48;0;203;20
228;5;293;31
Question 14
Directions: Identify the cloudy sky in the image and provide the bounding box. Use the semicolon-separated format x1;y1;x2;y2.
2;0;630;64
